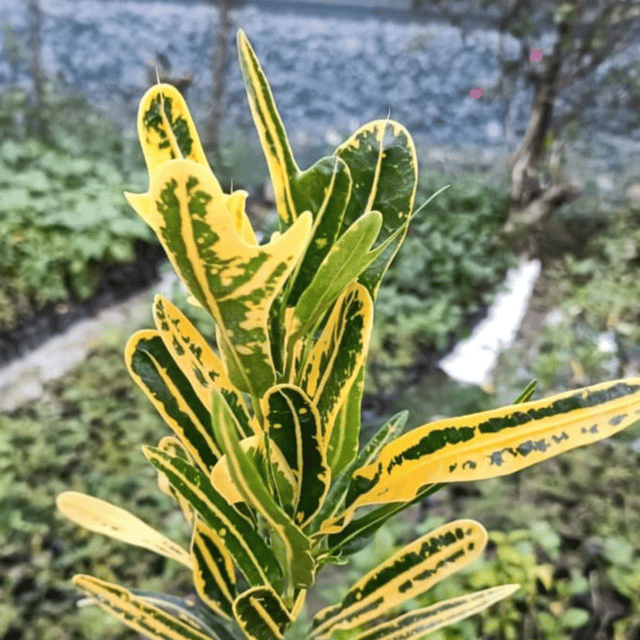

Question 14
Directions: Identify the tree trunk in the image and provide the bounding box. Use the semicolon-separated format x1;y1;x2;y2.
27;0;49;142
504;20;581;243
209;0;231;168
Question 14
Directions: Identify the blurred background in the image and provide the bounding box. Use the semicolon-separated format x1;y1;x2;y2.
3;0;640;638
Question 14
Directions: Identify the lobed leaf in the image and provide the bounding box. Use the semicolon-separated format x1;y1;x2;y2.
311;520;487;638
143;445;284;592
128;159;312;398
56;492;193;569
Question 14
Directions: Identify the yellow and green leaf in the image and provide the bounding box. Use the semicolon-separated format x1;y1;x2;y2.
73;575;225;640
300;282;373;474
260;384;330;527
350;378;640;511
56;492;192;569
311;520;487;639
152;294;256;438
210;435;297;510
308;410;408;540
125;330;221;471
335;120;418;301
211;389;316;588
137;83;209;177
353;585;520;640
191;518;236;620
130;159;312;398
143;445;284;592
156;436;196;525
233;586;292;640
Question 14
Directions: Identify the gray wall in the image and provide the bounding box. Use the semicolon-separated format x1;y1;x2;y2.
2;0;639;173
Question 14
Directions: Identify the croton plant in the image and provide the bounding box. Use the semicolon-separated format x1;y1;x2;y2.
56;30;640;640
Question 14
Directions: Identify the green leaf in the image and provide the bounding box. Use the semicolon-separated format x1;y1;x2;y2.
260;384;330;527
73;575;226;640
308;410;408;539
191;518;237;620
352;585;520;640
233;586;292;640
335;120;418;301
299;282;373;476
311;520;488;639
211;389;315;588
288;209;404;346
125;330;222;471
143;445;284;592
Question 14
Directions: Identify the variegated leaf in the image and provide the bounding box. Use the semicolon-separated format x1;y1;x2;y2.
311;520;487;638
143;445;284;592
210;435;296;510
56;492;193;569
156;436;196;525
211;389;316;588
354;585;520;640
335;120;418;301
299;282;373;473
233;586;292;640
73;575;222;640
129;159;312;398
191;518;236;620
346;378;640;513
260;385;330;527
125;330;221;471
308;410;408;539
152;294;255;439
288;209;404;349
137;83;209;176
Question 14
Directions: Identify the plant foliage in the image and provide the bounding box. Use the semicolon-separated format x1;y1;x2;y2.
56;30;640;640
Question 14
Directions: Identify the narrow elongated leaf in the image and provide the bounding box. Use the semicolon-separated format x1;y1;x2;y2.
137;83;209;176
327;363;365;479
118;590;238;640
311;520;487;638
191;518;236;620
289;210;405;346
335;120;418;301
354;585;520;640
131;159;312;398
309;411;408;539
233;586;292;640
300;282;373;472
153;294;255;438
211;389;315;588
210;435;296;509
260;385;330;526
73;575;219;640
156;436;196;526
143;446;284;592
125;330;221;471
56;492;192;569
349;379;640;511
